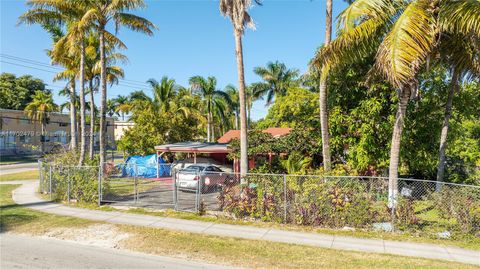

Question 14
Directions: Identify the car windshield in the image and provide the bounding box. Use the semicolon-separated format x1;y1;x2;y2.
184;165;205;172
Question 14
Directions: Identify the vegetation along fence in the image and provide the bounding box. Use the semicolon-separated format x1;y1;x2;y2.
39;161;480;239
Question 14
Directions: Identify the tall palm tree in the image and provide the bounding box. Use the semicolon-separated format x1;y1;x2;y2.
252;61;300;105
19;1;91;164
436;34;480;188
85;32;126;159
313;0;480;205
24;90;58;153
220;0;261;176
318;0;333;173
78;0;157;167
189;76;233;142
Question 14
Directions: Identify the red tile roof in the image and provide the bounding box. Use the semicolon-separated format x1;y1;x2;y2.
217;128;292;143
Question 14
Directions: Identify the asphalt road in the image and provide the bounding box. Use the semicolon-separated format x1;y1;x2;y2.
0;162;38;175
1;234;233;269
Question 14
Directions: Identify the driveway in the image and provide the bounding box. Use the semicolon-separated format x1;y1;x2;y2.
1;234;233;269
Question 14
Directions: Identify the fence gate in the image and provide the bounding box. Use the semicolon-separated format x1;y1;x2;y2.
173;170;201;212
100;164;176;209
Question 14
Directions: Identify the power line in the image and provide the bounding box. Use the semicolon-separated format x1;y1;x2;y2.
1;53;152;88
1;60;58;74
0;54;63;71
1;59;151;92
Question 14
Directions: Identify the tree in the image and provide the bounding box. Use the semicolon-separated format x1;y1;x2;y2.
251;61;299;105
113;95;130;121
318;0;333;173
84;32;126;160
435;33;480;188
24;90;58;153
220;0;261;177
78;0;157;167
0;73;48;110
189;76;232;142
225;85;240;129
312;0;480;206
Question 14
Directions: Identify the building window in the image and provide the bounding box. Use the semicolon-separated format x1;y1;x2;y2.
20;117;32;125
59;122;68;127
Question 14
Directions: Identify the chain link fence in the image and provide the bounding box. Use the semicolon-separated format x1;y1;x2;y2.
38;160;480;237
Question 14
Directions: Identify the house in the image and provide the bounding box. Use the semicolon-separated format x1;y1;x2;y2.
0;109;115;156
154;128;292;174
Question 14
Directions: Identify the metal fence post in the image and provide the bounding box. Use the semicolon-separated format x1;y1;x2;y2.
173;169;178;211
195;170;200;213
38;160;42;193
98;164;102;206
283;174;287;223
134;164;138;204
49;164;52;200
67;167;71;204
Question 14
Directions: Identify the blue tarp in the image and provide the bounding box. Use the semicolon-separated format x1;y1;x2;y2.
121;154;170;178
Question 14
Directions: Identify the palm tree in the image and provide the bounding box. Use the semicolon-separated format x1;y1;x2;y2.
85;32;126;160
19;0;91;164
113;95;130;121
147;77;179;114
220;0;261;177
225;85;240;129
189;76;233;142
106;99;119;118
313;0;480;205
24;90;58;153
78;0;157;167
436;34;480;188
318;0;333;173
252;61;300;105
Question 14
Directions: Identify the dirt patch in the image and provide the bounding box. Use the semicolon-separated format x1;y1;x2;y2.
29;224;131;249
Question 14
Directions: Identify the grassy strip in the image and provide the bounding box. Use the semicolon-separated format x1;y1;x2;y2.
0;170;39;182
121;225;478;269
73;204;480;250
0;184;93;234
1;184;477;269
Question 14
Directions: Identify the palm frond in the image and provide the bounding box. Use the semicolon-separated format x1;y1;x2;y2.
375;0;436;88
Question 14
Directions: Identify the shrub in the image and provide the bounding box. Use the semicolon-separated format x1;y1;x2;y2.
433;187;480;234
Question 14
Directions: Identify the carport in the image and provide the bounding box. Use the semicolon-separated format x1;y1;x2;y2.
154;142;235;176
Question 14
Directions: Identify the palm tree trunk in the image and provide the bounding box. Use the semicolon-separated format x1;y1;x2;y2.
99;26;107;167
211;114;215;141
78;40;86;166
234;29;248;178
235;111;239;130
319;0;333;173
89;80;95;160
207;107;212;142
436;70;459;191
388;86;411;208
70;79;77;152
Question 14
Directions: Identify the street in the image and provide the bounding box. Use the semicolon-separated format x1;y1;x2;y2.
0;234;233;269
0;162;38;176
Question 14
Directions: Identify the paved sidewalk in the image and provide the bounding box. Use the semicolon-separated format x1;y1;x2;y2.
7;180;480;266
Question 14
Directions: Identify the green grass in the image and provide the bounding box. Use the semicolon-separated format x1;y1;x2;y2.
0;184;93;234
0;184;477;268
0;156;38;165
0;170;39;182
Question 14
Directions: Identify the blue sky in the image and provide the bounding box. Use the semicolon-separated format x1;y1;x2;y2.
1;0;349;120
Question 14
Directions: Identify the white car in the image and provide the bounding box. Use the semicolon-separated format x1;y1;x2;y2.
176;164;237;193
